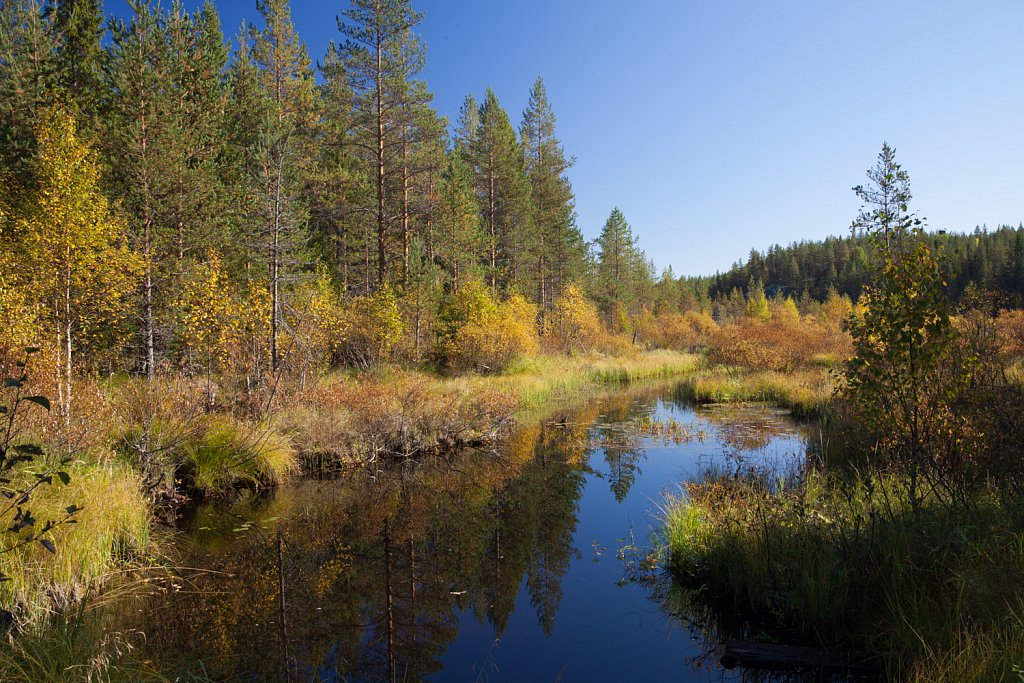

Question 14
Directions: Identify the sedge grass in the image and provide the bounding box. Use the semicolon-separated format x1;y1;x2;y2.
660;467;1024;680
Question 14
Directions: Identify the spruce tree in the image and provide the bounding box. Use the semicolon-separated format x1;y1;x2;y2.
0;0;57;180
248;0;315;371
107;0;171;377
435;151;482;293
469;88;531;294
49;0;106;132
520;76;582;307
594;207;639;319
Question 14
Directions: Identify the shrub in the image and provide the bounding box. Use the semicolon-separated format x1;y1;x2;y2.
288;270;346;372
996;308;1024;358
817;286;854;331
435;279;496;367
336;283;404;369
708;318;848;372
636;309;717;351
450;293;540;373
544;284;603;354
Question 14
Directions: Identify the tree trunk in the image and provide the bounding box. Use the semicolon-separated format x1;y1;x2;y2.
375;30;387;287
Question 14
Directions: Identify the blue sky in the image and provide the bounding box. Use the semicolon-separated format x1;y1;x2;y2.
109;0;1024;276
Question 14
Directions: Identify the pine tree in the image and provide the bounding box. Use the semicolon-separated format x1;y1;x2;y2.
338;0;430;288
107;1;229;377
520;77;582;307
107;0;171;378
469;88;531;294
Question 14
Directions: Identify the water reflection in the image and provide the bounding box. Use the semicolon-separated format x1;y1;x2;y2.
120;384;808;681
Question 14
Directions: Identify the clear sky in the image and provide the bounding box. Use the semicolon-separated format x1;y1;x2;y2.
109;0;1024;276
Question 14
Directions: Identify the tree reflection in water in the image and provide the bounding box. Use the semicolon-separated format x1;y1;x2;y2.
116;385;806;681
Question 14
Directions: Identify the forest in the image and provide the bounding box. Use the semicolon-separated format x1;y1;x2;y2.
1;0;1024;681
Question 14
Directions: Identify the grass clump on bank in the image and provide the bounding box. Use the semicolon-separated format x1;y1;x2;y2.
0;459;149;624
677;366;832;416
182;416;297;494
662;468;1024;679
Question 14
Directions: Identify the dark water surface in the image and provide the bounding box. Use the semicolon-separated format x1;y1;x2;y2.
128;384;807;681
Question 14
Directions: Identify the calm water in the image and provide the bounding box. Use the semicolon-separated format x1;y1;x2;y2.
125;384;807;681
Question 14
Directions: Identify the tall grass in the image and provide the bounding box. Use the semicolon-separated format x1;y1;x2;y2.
183;416;298;494
490;349;699;410
0;609;212;682
661;467;1024;679
0;458;150;623
675;366;833;416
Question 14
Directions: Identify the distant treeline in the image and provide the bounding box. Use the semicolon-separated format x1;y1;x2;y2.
692;224;1024;308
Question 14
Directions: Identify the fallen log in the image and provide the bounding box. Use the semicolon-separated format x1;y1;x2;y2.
720;639;877;677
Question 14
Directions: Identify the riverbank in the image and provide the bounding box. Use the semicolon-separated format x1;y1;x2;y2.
2;379;812;681
661;467;1024;680
0;349;699;631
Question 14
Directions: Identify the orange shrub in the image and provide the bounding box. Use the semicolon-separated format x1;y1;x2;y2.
636;309;718;351
709;318;851;371
450;294;540;373
996;309;1024;358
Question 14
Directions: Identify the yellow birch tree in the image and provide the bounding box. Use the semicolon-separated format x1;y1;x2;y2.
17;108;136;423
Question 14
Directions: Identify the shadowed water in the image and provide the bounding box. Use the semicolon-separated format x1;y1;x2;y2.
125;383;808;681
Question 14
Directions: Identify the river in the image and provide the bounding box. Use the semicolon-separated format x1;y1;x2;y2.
116;382;808;681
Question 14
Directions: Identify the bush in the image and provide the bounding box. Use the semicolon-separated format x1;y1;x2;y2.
451;294;540;373
544;284;603;354
996;308;1024;358
336;283;404;369
435;282;540;373
635;309;717;351
435;279;496;367
708;318;849;372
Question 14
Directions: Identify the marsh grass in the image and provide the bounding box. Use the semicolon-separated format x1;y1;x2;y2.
492;349;699;409
0;459;150;623
182;416;298;494
676;366;833;416
275;350;698;466
0;606;212;682
661;467;1024;679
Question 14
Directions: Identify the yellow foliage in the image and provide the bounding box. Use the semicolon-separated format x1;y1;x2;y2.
709;317;852;372
175;252;235;372
636;309;718;351
337;283;403;368
0;265;38;370
450;293;540;373
745;291;770;321
818;288;854;331
11;108;137;417
290;271;346;368
545;284;603;354
769;295;801;327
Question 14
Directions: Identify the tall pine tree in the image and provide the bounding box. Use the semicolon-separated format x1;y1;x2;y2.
520;77;582;307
